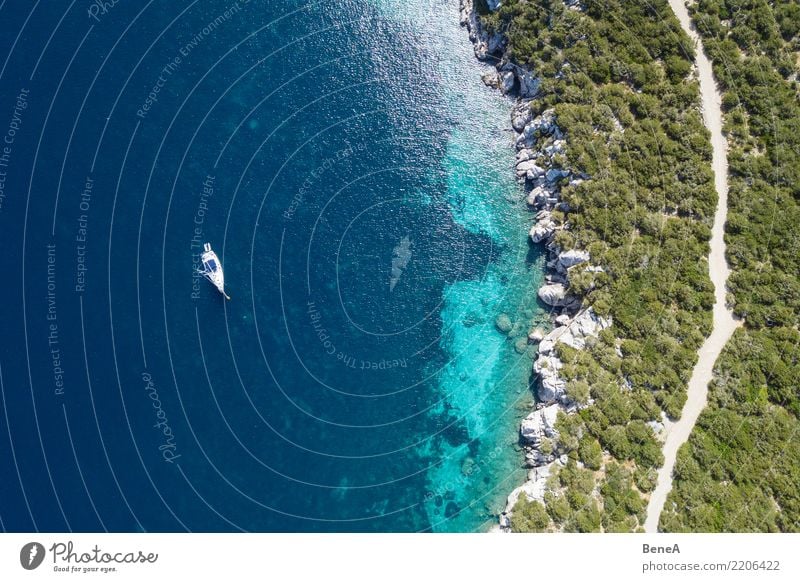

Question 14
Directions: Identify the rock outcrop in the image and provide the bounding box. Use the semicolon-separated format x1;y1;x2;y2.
557;249;590;271
529;211;556;243
520;403;560;444
460;0;611;532
537;283;580;308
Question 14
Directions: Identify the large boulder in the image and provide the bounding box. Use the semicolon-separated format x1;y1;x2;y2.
537;283;579;308
525;110;557;137
517;70;541;98
528;327;546;342
526;185;551;207
529;212;556;243
516;160;545;178
551;308;612;351
487;32;506;54
481;70;500;88
520;403;560;444
534;354;566;402
558;249;591;270
545;167;569;184
495;313;513;334
537;325;568;356
516;148;535;163
499;70;515;93
563;309;611;349
511;101;533;132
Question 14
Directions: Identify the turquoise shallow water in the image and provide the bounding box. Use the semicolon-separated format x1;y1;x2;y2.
377;0;547;530
0;0;545;531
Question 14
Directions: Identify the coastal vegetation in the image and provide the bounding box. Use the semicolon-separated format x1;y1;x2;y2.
476;0;719;532
659;0;800;532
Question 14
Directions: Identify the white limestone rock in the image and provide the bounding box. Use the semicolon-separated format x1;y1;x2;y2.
511;101;533;132
555;308;612;350
537;283;578;308
516;159;545;178
526;185;551;207
525;109;557;137
647;420;665;435
528;327;546;342
527;166;550;183
504;464;552;513
558;249;591;270
516;148;535;163
529;211;556;242
534;353;566;402
520;403;560;444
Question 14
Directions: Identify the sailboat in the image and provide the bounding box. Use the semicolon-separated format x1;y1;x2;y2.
198;242;230;300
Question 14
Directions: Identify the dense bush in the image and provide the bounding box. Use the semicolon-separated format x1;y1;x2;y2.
487;0;718;532
661;330;800;531
661;0;800;532
510;498;552;532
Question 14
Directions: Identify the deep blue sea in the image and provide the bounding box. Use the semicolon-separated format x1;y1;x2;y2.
0;0;546;532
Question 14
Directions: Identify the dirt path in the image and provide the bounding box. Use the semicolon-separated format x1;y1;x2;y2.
643;0;742;532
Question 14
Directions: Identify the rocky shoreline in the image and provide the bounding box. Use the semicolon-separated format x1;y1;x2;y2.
458;0;610;531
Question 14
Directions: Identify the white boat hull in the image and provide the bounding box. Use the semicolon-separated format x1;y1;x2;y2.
199;243;230;300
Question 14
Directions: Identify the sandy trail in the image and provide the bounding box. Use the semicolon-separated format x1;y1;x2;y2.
643;0;742;532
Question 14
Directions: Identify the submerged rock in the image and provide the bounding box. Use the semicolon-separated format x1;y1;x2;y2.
495;313;513;334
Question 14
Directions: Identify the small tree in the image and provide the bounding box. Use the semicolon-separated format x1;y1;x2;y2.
578;436;604;470
510;498;551;533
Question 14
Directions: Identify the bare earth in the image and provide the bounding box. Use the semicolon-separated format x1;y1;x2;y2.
643;0;742;532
